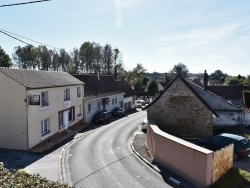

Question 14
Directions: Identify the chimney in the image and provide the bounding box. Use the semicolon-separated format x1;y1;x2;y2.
176;67;182;76
204;70;208;90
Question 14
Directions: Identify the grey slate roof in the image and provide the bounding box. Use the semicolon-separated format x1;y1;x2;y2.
73;74;124;97
143;74;242;116
0;68;83;89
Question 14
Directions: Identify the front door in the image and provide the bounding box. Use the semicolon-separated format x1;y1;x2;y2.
63;110;69;130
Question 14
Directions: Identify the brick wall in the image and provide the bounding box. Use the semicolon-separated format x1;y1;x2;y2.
147;77;213;138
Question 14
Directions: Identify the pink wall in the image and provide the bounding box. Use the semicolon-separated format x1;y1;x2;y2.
147;122;214;187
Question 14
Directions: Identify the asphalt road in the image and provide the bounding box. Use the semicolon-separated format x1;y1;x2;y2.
64;110;173;188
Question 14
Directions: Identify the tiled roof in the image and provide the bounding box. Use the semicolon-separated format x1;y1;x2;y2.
207;86;250;100
116;80;135;98
143;74;242;116
73;74;124;97
0;68;83;89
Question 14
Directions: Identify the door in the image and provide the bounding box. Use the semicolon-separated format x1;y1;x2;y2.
63;110;69;130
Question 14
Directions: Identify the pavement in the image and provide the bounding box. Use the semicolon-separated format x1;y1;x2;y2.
0;119;196;187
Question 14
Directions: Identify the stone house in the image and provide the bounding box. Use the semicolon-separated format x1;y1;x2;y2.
116;79;136;111
73;75;125;124
143;69;242;138
0;68;84;150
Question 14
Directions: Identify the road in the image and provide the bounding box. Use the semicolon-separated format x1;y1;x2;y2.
64;110;173;188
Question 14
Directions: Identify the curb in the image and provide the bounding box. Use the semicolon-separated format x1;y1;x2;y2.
59;126;98;184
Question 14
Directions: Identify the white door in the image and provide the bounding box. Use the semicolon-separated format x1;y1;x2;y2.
63;110;69;130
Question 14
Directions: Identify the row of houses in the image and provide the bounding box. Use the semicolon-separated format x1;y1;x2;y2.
0;68;136;151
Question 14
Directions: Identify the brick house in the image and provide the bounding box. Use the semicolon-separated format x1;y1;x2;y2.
143;69;241;138
73;74;125;124
0;68;84;150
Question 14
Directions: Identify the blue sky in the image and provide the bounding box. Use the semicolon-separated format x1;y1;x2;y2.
1;0;250;76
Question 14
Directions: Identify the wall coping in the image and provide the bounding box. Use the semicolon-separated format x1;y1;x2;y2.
148;120;213;154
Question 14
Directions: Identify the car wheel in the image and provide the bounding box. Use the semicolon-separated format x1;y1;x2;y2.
233;153;239;161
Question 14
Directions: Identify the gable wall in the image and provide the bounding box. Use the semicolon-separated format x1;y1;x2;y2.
147;78;213;138
0;72;28;150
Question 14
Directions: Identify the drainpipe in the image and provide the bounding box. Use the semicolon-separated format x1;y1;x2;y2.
26;89;30;150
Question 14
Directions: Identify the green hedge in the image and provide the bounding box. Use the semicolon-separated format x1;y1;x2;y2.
0;162;74;188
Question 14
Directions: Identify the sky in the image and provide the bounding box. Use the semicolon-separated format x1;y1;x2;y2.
1;0;250;76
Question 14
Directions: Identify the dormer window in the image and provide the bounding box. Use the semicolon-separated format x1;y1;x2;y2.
64;88;70;101
41;91;49;107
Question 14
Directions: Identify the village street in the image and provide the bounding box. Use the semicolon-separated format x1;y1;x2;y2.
63;110;173;188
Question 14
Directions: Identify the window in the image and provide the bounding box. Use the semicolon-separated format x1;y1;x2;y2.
115;97;117;104
112;98;114;105
97;101;101;109
88;103;91;112
41;91;49;107
64;88;70;101
77;105;81;117
41;118;50;136
77;87;81;98
132;96;135;105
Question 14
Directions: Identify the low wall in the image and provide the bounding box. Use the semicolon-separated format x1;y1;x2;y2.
147;122;233;187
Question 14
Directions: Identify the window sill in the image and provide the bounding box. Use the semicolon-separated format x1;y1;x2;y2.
59;125;65;129
64;98;70;101
41;131;52;141
41;106;50;110
77;96;82;99
77;114;82;119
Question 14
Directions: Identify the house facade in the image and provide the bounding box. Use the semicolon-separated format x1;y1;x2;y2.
0;68;83;150
116;79;136;111
143;69;243;138
73;75;125;124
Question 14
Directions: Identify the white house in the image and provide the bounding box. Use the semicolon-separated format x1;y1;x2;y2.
73;75;125;124
0;68;84;150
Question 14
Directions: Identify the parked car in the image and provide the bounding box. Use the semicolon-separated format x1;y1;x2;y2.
196;133;250;160
141;118;148;132
92;110;111;123
135;100;146;108
112;107;126;117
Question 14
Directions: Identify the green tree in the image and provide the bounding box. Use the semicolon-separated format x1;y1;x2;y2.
169;62;189;78
134;78;144;91
146;79;159;93
225;76;243;86
210;70;227;83
133;63;146;78
0;46;12;67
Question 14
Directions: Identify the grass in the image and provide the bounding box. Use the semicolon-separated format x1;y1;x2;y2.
210;167;250;188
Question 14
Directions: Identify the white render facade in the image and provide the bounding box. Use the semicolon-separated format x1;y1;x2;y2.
84;93;124;124
0;68;84;150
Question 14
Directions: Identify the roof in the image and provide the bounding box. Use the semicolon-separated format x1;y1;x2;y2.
116;80;135;98
73;74;124;97
143;74;242;116
0;68;83;89
207;86;250;100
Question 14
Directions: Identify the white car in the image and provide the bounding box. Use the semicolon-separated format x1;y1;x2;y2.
135;100;146;108
141;118;148;132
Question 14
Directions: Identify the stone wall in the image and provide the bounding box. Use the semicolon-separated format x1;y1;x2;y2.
147;77;213;138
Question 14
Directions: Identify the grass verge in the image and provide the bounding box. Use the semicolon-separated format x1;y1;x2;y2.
210;167;250;188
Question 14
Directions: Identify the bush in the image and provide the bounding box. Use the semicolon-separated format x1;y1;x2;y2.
0;162;74;188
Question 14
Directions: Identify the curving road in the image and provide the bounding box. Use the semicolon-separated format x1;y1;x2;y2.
64;110;172;188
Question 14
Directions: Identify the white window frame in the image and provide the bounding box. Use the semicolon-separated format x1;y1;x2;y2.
77;87;81;98
41;118;50;136
97;101;101;109
64;88;70;101
41;91;49;107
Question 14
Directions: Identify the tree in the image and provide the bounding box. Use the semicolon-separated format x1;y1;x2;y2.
210;70;227;83
0;46;12;67
134;78;144;91
133;63;146;78
146;79;159;93
169;62;189;78
225;76;243;86
103;44;113;74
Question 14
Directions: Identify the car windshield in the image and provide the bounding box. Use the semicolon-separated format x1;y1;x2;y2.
240;139;249;146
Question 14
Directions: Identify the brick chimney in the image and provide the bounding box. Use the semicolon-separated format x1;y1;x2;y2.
203;70;208;90
176;67;182;76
